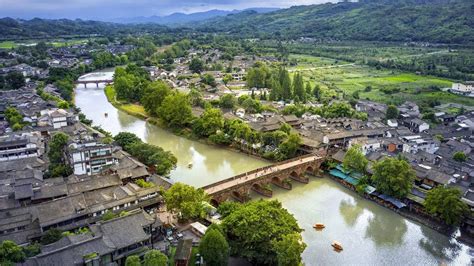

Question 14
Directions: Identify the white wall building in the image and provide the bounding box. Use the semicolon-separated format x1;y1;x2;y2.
451;82;474;97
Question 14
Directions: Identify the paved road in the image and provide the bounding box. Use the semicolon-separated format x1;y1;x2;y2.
204;155;321;195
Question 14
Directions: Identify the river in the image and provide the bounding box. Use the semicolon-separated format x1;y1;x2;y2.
75;71;472;265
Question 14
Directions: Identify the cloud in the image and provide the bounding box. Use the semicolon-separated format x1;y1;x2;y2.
0;0;336;20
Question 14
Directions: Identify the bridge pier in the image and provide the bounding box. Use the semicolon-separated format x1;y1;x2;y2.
290;173;309;184
251;184;273;197
271;178;292;190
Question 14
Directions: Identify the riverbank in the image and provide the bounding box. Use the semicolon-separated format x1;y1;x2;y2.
325;172;474;246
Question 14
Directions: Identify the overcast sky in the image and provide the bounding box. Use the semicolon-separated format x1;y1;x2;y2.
0;0;337;20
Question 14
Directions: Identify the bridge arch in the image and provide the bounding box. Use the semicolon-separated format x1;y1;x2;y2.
210;198;219;207
272;176;281;183
251;183;262;191
290;171;300;178
306;166;315;174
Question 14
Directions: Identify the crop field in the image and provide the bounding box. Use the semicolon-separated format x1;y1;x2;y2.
289;54;474;106
0;39;88;49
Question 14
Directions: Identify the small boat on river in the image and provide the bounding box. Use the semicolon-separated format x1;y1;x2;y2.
313;223;325;229
332;241;343;251
104;112;108;117
188;162;193;168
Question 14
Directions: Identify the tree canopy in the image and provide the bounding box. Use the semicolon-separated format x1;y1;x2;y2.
199;228;230;266
163;183;209;221
143;250;168;266
343;144;368;173
221;200;303;265
424;186;469;226
371;157;415;198
157;92;193;128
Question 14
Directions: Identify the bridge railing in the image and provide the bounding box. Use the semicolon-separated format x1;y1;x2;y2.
202;153;321;190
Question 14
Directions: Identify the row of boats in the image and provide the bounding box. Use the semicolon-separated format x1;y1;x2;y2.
313;223;343;251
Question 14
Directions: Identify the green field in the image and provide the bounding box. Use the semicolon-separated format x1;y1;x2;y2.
289;54;474;106
0;39;89;49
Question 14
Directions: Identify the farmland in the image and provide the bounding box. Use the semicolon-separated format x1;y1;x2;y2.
288;54;474;107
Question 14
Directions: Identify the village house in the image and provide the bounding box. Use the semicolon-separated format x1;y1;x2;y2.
0;132;44;162
68;141;116;176
450;82;474;97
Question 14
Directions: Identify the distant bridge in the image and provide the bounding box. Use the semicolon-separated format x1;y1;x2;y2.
75;79;113;88
202;154;325;205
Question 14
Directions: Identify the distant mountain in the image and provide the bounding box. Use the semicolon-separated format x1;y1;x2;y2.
0;18;169;40
108;8;279;26
194;0;474;44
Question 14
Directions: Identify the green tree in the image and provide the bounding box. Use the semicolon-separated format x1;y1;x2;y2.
217;201;242;218
371;157;415;198
278;133;301;160
189;58;204;74
220;94;237;109
0;240;26;264
279;68;292;100
453;152;467;162
126;142;177;175
141;81;171;116
221;200;303;265
5;72;25;90
223;74;233;85
143;250;167;266
164;183;209;221
125;255;141;266
47;132;72;178
5;107;25;131
424;186;469;226
193;108;224;137
293;72;305;102
201;74;217;87
343;144;368;173
114;132;142;148
386;105;399;120
313;84;321;101
241;98;262;113
199;229;230;266
272;233;306;266
157;93;192;128
41;229;63;245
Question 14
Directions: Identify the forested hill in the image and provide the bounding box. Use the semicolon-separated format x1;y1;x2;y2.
194;0;474;44
0;18;169;40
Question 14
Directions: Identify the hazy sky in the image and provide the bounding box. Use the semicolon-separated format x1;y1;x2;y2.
0;0;336;20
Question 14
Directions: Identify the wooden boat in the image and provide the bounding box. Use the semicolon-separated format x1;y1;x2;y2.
313;223;325;229
188;162;193;168
331;241;343;251
104;112;108;117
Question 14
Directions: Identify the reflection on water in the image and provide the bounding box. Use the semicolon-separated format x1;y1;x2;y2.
75;74;472;266
339;198;364;227
419;225;462;263
364;212;407;247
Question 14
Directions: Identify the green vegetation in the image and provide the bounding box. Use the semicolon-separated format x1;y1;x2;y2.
163;183;209;221
143;250;168;266
125;255;141;266
5;107;26;131
114;132;177;176
220;200;305;265
371;157;415;199
0;240;26;265
453;152;468;162
0;72;25;90
47;132;73;178
424;186;469;226
199;228;230;266
135;179;155;189
197;0;474;44
386;105;399;120
157;92;193;128
343;145;368;173
40;229;63;245
193;108;225;138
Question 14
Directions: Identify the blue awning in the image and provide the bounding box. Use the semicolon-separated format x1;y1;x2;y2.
377;193;406;209
329;169;348;180
344;176;359;186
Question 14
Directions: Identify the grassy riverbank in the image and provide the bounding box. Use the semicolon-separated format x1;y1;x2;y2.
104;85;149;120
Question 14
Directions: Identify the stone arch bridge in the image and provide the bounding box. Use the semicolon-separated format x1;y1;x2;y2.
202;154;324;205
